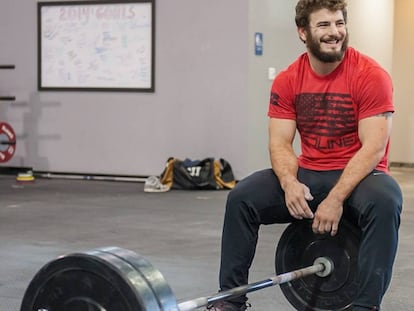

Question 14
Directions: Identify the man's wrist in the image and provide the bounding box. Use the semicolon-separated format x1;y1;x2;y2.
327;190;347;204
279;175;298;191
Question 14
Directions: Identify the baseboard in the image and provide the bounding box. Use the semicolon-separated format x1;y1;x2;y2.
0;166;33;175
389;162;414;168
0;167;148;182
35;170;148;183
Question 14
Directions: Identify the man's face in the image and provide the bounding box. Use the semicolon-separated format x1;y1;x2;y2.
303;8;348;63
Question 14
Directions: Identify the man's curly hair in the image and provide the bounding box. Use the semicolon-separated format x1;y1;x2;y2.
295;0;348;28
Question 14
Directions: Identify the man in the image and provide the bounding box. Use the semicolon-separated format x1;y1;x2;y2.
208;0;402;310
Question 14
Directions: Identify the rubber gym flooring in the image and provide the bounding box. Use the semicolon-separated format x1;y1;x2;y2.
1;167;413;310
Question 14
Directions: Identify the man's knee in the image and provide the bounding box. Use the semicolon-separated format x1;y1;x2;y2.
365;191;402;224
351;176;402;223
226;169;278;210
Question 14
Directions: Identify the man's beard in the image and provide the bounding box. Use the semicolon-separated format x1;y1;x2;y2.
306;31;349;63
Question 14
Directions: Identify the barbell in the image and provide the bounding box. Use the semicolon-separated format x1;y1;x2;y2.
20;220;361;311
0;121;16;162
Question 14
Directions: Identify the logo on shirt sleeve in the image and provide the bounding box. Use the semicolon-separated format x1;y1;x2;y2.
270;92;280;106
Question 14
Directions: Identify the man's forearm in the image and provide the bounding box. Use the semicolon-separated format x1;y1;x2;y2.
328;148;384;202
269;144;299;191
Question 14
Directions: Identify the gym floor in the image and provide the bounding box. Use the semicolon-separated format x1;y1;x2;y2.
1;167;413;311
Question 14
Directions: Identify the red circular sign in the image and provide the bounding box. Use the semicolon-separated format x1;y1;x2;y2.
0;122;16;162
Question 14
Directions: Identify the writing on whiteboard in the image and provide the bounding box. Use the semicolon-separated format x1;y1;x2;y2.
40;2;153;90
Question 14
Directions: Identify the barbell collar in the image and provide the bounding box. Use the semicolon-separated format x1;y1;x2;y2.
177;258;331;311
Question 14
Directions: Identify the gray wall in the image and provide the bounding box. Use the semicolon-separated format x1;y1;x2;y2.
391;0;414;163
247;1;303;174
1;0;412;179
1;0;252;178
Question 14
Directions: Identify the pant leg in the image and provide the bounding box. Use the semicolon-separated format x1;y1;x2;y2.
218;169;293;304
217;167;337;304
344;171;403;310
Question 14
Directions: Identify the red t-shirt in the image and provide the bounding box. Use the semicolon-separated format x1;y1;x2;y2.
268;47;394;172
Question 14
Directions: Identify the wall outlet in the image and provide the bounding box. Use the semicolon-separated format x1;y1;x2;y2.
268;67;276;80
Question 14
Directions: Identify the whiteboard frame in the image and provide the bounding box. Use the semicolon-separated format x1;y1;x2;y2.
37;0;155;92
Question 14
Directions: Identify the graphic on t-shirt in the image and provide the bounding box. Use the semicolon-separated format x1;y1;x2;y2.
270;92;279;106
295;93;358;150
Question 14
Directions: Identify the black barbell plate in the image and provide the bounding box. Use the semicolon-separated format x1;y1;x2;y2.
20;247;176;311
89;248;172;311
98;247;179;311
100;247;178;311
275;220;361;311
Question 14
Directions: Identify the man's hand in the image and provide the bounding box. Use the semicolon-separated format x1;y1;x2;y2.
312;196;343;236
284;181;314;219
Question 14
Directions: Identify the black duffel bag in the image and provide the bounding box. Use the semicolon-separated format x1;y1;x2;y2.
160;157;236;190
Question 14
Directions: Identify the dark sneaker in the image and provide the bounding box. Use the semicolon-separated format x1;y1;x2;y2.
206;301;250;311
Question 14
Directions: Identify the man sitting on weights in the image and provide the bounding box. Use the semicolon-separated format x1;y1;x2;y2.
208;0;403;310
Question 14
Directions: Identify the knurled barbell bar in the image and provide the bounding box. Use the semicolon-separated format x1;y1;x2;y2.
177;257;333;311
20;220;361;311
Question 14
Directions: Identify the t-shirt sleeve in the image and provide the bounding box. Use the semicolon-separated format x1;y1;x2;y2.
267;72;296;120
356;67;394;120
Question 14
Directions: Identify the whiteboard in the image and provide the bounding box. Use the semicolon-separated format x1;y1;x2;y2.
37;0;155;92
